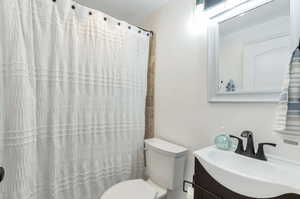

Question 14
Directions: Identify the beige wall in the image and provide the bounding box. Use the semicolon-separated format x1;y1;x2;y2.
142;0;300;199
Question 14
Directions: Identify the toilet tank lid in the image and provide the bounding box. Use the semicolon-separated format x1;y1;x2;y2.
145;138;187;157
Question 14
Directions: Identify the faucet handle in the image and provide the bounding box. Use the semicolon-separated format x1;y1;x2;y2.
0;167;4;183
256;143;276;161
241;130;253;138
229;135;244;154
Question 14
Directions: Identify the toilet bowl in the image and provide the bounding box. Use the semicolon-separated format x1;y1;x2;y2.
101;179;167;199
101;138;187;199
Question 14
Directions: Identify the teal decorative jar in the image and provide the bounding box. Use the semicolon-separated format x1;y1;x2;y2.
214;134;232;151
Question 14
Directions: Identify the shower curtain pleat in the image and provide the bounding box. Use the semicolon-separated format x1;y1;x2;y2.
0;0;150;199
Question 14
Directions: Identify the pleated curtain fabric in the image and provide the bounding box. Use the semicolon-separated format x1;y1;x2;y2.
0;0;150;199
145;34;156;139
275;47;300;135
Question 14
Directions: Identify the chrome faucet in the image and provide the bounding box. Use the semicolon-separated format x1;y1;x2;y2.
230;131;276;161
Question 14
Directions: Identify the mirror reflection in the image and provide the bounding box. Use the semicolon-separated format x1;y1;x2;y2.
217;0;290;93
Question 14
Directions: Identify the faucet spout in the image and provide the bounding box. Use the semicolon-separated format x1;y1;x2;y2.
241;131;255;157
231;130;276;161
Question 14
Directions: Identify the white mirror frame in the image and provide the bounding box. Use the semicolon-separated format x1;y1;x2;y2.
207;0;291;103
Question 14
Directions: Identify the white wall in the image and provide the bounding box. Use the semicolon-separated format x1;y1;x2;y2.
142;0;300;199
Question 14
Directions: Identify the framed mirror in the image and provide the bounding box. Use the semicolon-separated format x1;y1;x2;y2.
207;0;291;102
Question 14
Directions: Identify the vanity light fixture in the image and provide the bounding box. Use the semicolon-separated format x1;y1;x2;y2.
196;0;204;10
196;0;204;6
197;0;226;11
201;0;225;9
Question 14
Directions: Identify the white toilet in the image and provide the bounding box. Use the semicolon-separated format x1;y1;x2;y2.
101;138;187;199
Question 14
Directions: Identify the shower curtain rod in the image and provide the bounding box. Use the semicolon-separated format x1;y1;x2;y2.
137;26;154;35
71;0;154;35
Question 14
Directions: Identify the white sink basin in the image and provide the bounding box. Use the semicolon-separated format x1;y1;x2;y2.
194;146;300;198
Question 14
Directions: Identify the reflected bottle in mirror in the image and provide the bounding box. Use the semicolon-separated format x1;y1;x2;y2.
226;79;236;92
219;80;226;92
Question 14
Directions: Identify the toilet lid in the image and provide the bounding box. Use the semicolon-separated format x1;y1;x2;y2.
101;179;158;199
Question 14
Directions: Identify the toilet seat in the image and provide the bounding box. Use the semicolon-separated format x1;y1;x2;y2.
101;179;159;199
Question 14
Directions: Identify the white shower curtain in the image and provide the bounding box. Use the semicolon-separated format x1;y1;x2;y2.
0;0;150;199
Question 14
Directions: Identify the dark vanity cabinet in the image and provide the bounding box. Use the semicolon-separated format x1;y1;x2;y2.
193;158;300;199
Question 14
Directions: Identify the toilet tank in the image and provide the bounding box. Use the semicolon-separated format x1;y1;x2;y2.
145;138;187;190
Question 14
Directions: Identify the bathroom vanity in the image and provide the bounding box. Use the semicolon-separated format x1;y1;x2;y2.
193;158;300;199
193;146;300;199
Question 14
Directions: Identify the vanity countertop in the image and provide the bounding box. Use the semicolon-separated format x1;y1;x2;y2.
194;146;300;198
